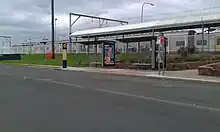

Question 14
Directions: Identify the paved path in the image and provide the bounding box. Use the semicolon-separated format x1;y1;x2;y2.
59;67;220;83
0;64;220;132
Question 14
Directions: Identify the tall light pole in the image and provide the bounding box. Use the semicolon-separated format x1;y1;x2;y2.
51;0;55;59
55;18;57;42
141;2;154;23
138;2;154;54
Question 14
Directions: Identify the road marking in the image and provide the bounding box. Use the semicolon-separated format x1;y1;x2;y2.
145;75;220;84
0;72;13;76
94;88;220;112
29;77;220;112
0;72;84;89
26;77;85;89
153;83;174;87
5;65;12;68
1;72;220;112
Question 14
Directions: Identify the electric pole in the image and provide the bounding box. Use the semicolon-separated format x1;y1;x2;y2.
51;0;55;59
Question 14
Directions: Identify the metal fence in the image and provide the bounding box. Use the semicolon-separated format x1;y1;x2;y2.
1;32;220;57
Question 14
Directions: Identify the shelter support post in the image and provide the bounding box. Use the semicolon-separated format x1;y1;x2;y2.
69;13;72;44
184;36;187;47
101;42;104;67
126;42;128;54
75;37;79;53
151;29;156;69
75;37;80;66
137;41;141;70
202;23;204;52
95;37;98;67
86;36;90;67
138;42;140;52
208;26;210;52
126;42;129;69
167;36;170;54
122;35;124;53
151;39;156;69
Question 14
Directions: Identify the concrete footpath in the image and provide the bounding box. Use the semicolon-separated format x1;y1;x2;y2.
22;64;220;84
56;66;220;84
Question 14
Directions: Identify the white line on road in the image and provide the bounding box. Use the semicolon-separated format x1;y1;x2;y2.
25;77;85;89
95;88;220;112
1;72;220;112
30;76;220;112
145;75;220;84
0;72;13;76
153;83;174;87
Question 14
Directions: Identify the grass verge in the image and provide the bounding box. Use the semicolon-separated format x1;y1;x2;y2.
1;53;219;67
0;53;143;67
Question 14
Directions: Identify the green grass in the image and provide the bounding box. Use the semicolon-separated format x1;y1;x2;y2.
1;53;218;67
0;53;149;67
0;54;90;67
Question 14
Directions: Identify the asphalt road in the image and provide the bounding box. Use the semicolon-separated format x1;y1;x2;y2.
0;64;220;132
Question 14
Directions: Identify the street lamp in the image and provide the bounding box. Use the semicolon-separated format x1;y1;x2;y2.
141;2;154;23
55;18;57;41
51;0;55;59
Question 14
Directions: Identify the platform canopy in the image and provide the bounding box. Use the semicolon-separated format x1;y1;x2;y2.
70;13;220;38
72;40;115;45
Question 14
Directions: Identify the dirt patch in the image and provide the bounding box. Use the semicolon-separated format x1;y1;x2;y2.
167;60;220;71
198;63;220;76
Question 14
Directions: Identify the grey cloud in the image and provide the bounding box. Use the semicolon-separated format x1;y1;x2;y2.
0;11;50;43
12;1;50;14
15;0;147;17
0;0;219;45
1;14;48;30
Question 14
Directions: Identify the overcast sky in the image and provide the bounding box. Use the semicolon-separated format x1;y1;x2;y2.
1;0;220;44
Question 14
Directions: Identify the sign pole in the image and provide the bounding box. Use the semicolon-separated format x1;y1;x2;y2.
162;45;165;76
158;45;161;75
158;33;165;75
160;33;165;76
62;43;67;68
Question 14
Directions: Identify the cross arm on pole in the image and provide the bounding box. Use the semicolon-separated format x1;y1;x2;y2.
71;16;81;26
0;36;10;38
69;12;128;25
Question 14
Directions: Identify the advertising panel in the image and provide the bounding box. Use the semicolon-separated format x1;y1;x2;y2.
103;41;115;66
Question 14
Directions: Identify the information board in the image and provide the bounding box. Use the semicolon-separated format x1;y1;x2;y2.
103;41;116;66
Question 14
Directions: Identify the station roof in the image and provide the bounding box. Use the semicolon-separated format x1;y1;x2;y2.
70;13;220;38
73;40;115;45
116;36;157;43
